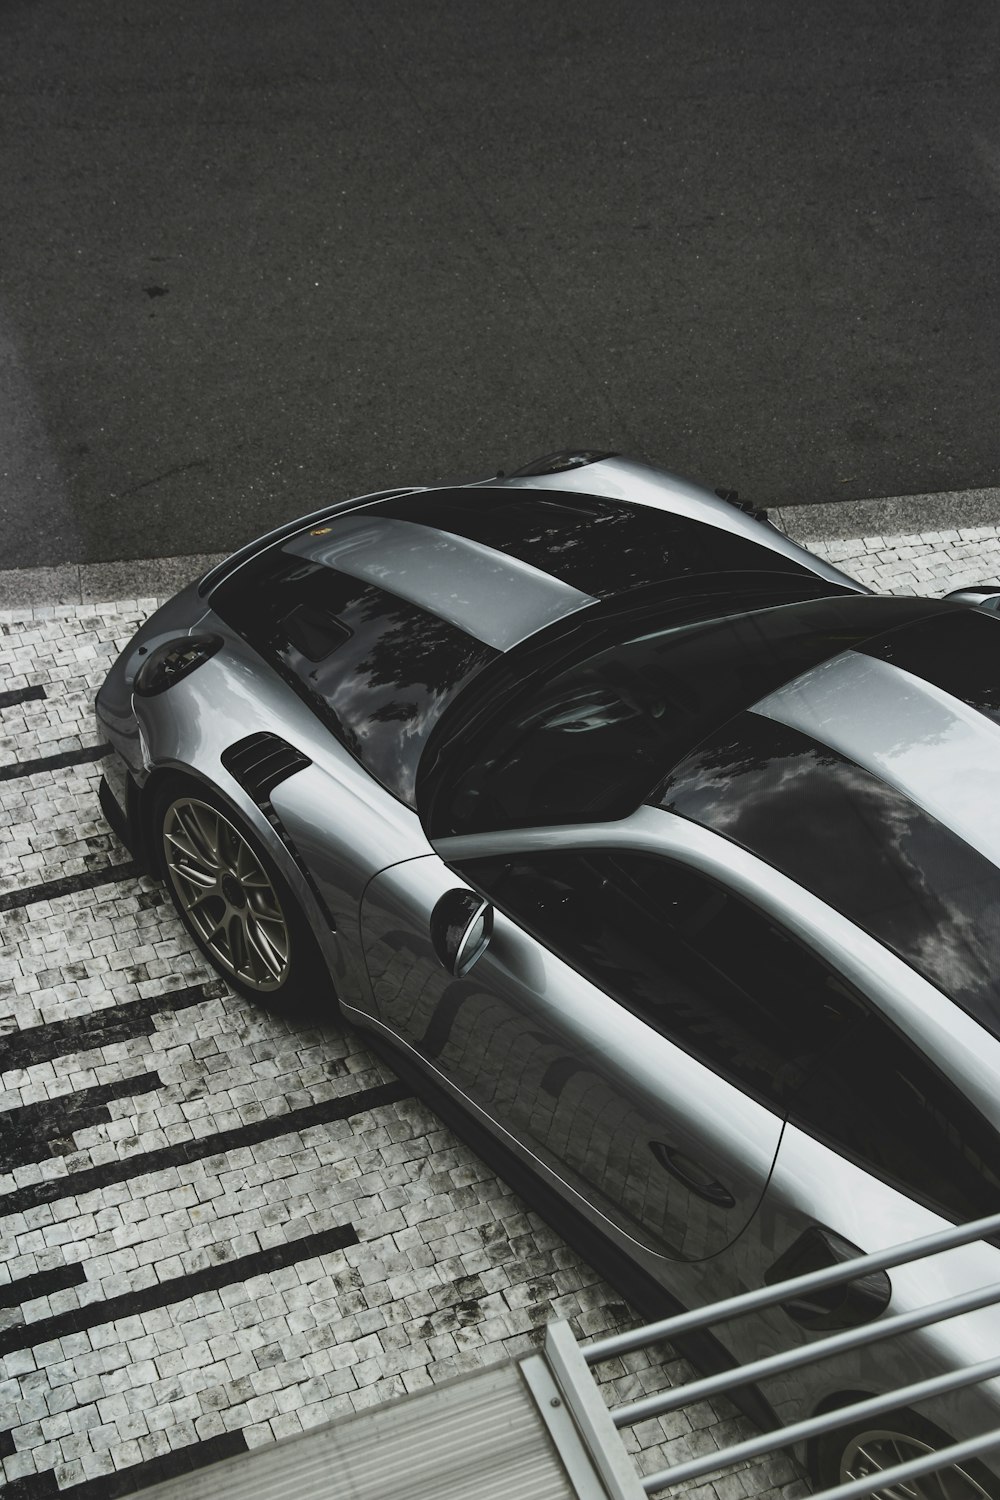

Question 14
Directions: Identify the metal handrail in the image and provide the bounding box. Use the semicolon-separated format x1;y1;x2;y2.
553;1213;1000;1497
583;1208;1000;1364
612;1275;1000;1427
639;1348;1000;1491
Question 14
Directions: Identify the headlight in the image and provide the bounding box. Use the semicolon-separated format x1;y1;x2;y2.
134;634;223;696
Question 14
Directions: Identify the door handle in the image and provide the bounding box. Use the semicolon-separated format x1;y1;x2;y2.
765;1226;891;1330
649;1141;736;1209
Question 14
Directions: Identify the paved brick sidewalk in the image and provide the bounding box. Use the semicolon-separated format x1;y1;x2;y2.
1;520;997;1500
795;522;1000;597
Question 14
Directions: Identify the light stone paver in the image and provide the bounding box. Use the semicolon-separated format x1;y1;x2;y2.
2;521;998;1498
798;524;1000;596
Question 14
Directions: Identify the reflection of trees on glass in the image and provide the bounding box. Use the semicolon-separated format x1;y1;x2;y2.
441;597;942;836
349;586;488;700
656;727;791;804
213;552;497;807
660;714;1000;1031
302;585;495;805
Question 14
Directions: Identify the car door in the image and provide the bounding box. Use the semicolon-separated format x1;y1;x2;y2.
359;843;798;1264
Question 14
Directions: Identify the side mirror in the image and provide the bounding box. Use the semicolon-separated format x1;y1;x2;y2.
943;585;1000;614
430;888;493;977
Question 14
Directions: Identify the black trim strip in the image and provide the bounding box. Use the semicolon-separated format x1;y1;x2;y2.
0;860;143;913
98;772;134;852
0;1221;360;1357
0;1262;87;1310
1;982;222;1073
0;1072;162;1171
0;743;109;783
0;685;46;710
1;1431;248;1500
0;1078;411;1218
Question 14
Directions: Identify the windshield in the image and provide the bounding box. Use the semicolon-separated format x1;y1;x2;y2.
658;710;1000;1034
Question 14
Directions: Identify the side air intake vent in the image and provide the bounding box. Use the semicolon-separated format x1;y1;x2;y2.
220;733;334;929
221;733;311;806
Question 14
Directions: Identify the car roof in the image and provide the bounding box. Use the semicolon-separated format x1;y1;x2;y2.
751;615;1000;867
657;605;1000;1034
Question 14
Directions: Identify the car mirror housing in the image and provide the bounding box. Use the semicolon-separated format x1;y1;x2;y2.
430;889;494;977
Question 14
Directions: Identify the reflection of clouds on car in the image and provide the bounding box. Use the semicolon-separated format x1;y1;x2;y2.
659;676;1000;1029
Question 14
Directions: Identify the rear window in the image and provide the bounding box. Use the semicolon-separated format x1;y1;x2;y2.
211;551;496;806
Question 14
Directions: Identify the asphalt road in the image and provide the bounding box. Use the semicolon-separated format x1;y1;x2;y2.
1;0;998;570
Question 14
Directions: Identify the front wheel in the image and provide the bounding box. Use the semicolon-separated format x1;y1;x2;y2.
155;781;330;1009
815;1408;1000;1500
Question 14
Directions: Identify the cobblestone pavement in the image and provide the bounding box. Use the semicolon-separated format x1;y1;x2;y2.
1;521;998;1500
800;522;1000;597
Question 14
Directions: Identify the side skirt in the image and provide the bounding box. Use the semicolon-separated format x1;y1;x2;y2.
366;1030;779;1433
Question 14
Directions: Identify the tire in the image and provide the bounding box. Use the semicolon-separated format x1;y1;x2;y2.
153;778;332;1010
815;1406;1000;1499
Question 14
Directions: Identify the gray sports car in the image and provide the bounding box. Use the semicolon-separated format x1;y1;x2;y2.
96;452;1000;1496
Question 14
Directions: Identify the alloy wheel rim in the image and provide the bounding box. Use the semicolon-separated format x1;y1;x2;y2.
841;1429;993;1500
162;796;290;992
